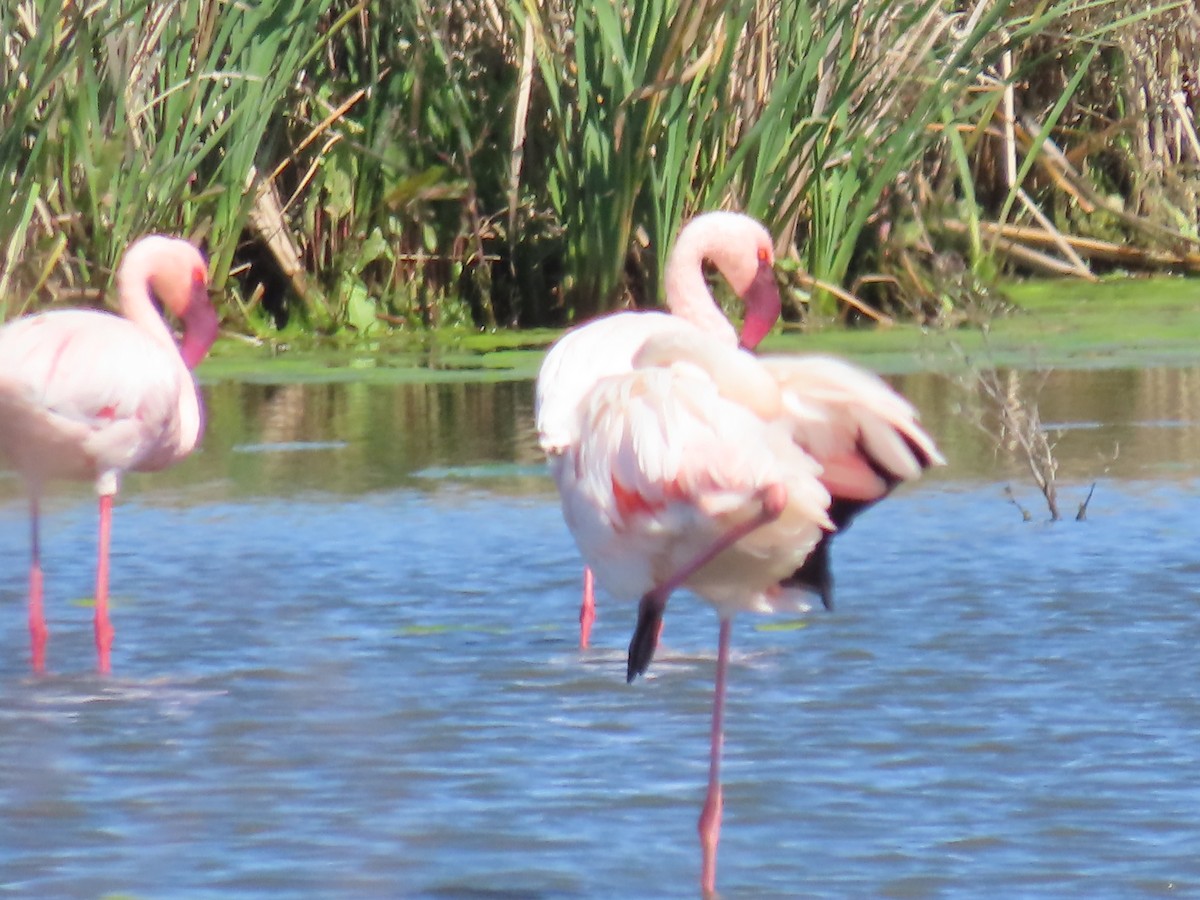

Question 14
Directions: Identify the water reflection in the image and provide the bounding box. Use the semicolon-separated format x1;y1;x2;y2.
198;364;1200;488
3;365;1200;506
2;364;1200;897
941;366;1200;483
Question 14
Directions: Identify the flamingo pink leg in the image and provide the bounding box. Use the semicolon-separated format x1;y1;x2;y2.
628;482;789;681
664;483;788;599
700;617;732;897
28;497;48;674
579;567;596;649
94;494;114;674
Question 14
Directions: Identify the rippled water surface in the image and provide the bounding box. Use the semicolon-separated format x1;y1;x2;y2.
1;367;1199;898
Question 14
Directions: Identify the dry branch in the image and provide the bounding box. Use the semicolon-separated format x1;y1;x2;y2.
1016;116;1200;249
793;270;895;326
245;167;329;322
941;219;1200;274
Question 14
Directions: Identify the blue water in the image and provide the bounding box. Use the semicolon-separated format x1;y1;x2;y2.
0;374;1198;898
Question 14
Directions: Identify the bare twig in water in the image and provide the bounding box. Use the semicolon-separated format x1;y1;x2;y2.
1004;485;1032;522
947;336;1118;522
1075;482;1097;521
972;362;1062;521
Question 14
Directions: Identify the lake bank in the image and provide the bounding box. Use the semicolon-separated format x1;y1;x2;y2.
198;276;1200;384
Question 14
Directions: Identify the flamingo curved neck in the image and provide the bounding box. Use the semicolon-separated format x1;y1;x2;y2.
117;272;179;357
115;249;215;370
663;248;738;345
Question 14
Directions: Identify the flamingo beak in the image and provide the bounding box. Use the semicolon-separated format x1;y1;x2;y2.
178;267;219;370
737;258;782;351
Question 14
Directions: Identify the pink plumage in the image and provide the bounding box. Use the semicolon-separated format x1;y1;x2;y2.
0;235;218;674
538;212;946;895
536;211;779;648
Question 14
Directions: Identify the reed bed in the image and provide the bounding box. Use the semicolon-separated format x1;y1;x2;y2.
0;0;1194;334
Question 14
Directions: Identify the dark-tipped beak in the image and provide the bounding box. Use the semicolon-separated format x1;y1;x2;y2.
737;259;782;351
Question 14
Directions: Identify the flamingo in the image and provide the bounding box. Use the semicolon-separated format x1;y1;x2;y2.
552;323;944;894
535;211;780;648
0;235;218;674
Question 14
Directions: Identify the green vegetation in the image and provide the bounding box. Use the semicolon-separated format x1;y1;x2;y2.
772;276;1200;372
194;275;1200;383
2;0;1197;340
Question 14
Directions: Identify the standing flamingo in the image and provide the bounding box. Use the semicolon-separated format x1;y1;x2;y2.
553;323;944;893
0;235;218;674
535;211;780;648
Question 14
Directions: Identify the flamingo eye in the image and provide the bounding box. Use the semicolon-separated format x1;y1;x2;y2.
756;246;771;264
192;264;208;286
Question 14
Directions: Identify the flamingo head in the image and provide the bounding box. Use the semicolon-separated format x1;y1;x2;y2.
673;211;782;351
702;214;780;351
123;235;220;369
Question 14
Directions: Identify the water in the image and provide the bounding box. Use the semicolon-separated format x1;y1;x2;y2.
1;367;1199;898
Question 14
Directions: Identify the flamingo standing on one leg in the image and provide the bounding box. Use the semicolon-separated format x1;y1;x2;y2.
554;323;944;895
0;235;218;674
536;211;780;648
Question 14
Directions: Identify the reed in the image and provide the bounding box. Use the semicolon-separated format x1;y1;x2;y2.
0;0;341;322
0;0;1196;334
905;0;1195;309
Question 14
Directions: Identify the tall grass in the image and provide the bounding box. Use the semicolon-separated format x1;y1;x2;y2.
1;0;341;321
514;0;749;317
709;0;1021;311
515;0;1133;320
0;0;1195;333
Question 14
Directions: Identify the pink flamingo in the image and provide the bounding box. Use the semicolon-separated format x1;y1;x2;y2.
0;235;218;674
552;320;943;893
535;211;780;648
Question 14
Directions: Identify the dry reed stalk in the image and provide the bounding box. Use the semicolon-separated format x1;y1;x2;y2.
1016;115;1200;247
507;16;535;243
267;83;371;186
951;224;1094;277
944;218;1200;272
1170;91;1200;162
1015;188;1094;278
794;271;895;326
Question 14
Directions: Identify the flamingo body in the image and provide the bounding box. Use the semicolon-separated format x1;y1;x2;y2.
542;217;946;894
536;212;780;648
536;311;703;458
0;234;216;673
0;310;202;488
560;359;832;618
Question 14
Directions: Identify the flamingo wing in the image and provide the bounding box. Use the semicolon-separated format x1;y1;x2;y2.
754;354;945;608
560;357;831;618
0;310;188;485
761;354;946;503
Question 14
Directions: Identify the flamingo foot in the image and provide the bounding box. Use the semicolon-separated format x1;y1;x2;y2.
28;565;47;675
94;611;113;676
699;782;723;897
626;592;666;682
579;567;596;650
